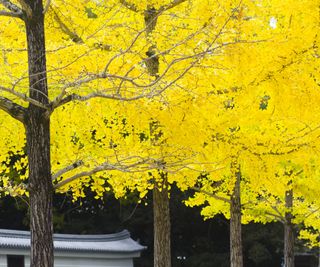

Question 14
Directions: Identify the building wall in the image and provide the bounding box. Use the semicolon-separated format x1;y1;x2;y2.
0;255;7;267
24;256;30;267
54;257;133;267
0;250;135;267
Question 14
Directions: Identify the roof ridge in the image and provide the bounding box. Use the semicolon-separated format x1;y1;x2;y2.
54;230;130;241
0;229;146;253
0;229;130;241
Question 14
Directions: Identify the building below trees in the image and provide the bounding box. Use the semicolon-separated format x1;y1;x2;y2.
0;228;144;267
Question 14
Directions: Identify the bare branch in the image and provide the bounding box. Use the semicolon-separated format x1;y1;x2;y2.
0;9;23;18
52;8;83;44
160;0;187;12
0;96;26;123
52;160;84;181
43;0;51;14
49;57;197;110
264;211;285;223
49;41;228;110
0;86;50;110
243;142;309;157
54;158;150;190
119;0;138;12
304;207;320;220
244;204;285;223
0;0;21;13
250;45;314;87
49;7;244;112
52;91;143;109
192;186;231;203
264;197;285;222
54;166;112;190
0;0;23;19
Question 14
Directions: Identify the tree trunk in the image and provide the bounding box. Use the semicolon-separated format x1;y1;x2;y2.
153;186;171;267
284;189;294;267
230;168;243;267
24;1;54;267
144;7;171;267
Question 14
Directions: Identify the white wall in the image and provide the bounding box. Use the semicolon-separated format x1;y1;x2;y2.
24;256;30;267
0;255;7;267
54;257;133;267
0;251;135;267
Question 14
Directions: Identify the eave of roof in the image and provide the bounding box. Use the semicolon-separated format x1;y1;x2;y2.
0;229;146;253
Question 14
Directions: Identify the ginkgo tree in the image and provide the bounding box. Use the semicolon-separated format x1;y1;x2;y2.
0;0;252;267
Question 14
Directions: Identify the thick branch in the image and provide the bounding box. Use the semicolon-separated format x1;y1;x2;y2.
0;85;50;110
54;165;116;189
0;96;26;123
0;0;23;19
52;160;84;181
0;9;23;18
192;186;231;203
54;158;149;189
0;0;21;13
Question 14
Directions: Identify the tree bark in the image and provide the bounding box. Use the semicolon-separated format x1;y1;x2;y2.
143;7;159;78
153;186;171;267
230;167;243;267
24;1;54;267
284;189;294;267
143;7;171;267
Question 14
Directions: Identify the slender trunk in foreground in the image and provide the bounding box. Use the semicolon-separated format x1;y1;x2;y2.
230;167;243;267
153;186;171;267
24;1;53;266
284;188;294;267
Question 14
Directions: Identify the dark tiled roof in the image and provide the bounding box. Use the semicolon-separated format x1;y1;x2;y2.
0;229;146;253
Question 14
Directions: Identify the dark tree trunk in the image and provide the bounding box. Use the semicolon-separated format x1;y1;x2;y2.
230;168;243;267
144;7;171;267
153;186;171;267
284;189;294;267
144;7;159;78
24;1;53;267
